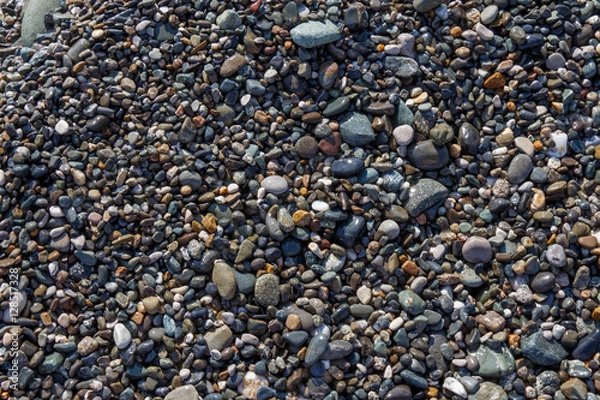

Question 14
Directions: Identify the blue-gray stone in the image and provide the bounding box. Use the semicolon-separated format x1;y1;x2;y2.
507;154;533;184
179;170;203;190
323;96;351;117
398;290;426;315
381;171;403;192
216;9;242;31
290;20;341;48
246;79;266;96
333;215;366;247
39;352;64;374
283;331;310;347
75;250;96;267
21;0;61;47
470;343;515;377
400;370;428;389
305;334;329;365
339;112;376;146
404;179;449;217
331;158;365;177
572;329;600;361
384;57;420;78
413;0;441;12
358;168;379;184
408;139;449;170
521;330;567;366
395;100;414;126
281;238;302;257
322;340;354;359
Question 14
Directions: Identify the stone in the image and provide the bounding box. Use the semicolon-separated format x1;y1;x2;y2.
507;154;533;184
21;0;61;47
471;343;515;377
443;377;467;399
205;325;233;351
305;333;329;365
384;56;420;78
514;136;534;156
408;139;449;170
546;244;566;267
344;4;368;31
413;0;441;13
469;382;508;400
521;330;568;366
254;274;280;307
462;236;493;264
261;176;289;195
165;385;200;400
331;158;364;177
560;378;588;400
179;170;202;190
398;290;426;315
572;329;600;361
213;261;236;300
483;72;506;89
220;54;247;77
530;272;555;293
319;61;338;89
546;53;566;70
216;9;242;30
339;112;376;146
393;125;414;146
290;20;341;48
475;311;505;332
334;215;366;247
430;123;455;145
480;5;499;24
405;179;449;217
55;120;69;135
113;323;132;349
385;385;413;400
322;340;354;359
377;220;400;240
547;131;568;158
458;123;481;156
39;352;64;374
77;336;99;356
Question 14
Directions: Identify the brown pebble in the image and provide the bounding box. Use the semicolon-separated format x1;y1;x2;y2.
484;72;506;89
318;132;342;156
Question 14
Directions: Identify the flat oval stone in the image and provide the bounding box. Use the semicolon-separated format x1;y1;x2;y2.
385;385;413;400
290;20;341;48
261;176;289;195
331;158;364;177
212;261;236;300
413;0;441;12
408;139;449;170
323;96;351;117
462;236;493;264
521;330;568;366
507;154;533;184
305;333;329;365
322;340;354;359
86;115;110;132
530;271;555;293
319;61;338;89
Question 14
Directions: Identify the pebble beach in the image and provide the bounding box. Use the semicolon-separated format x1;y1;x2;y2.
2;0;600;399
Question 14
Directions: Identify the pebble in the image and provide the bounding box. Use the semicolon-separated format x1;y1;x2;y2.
304;333;329;365
254;274;280;307
290;20;341;48
413;0;441;13
521;330;568;366
546;244;567;267
213;261;236;300
408;139;449;170
462;236;492;264
405;178;449;217
261;176;289;195
507;154;533;184
216;10;242;31
393;125;414;146
204;325;233;352
113;323;132;349
164;385;200;400
54;119;69;135
331;158;364;177
339;112;376;146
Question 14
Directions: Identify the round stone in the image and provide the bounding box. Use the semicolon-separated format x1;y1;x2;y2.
254;274;280;307
393;125;414;146
546;244;566;267
295;136;319;158
462;236;493;264
546;53;566;70
531;272;556;293
261;176;289;195
55;119;69;135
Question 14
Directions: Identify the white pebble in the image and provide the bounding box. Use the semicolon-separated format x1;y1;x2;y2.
55;120;69;135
